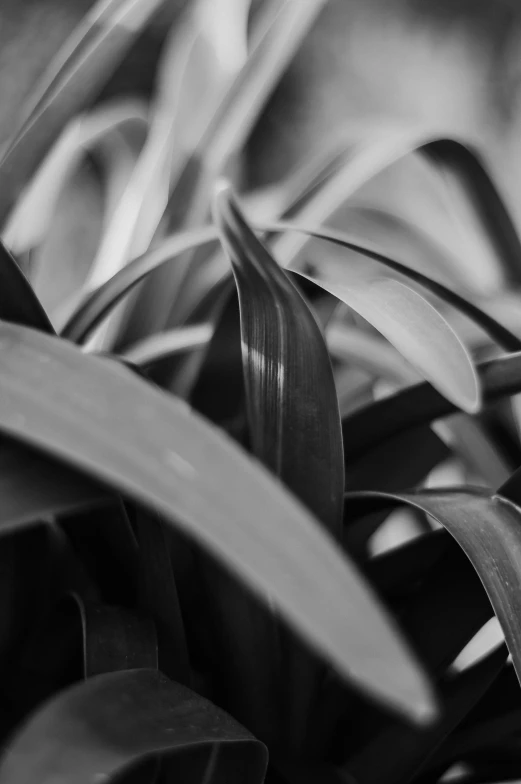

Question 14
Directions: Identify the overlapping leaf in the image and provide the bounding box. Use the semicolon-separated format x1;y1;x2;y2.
0;320;435;723
345;488;521;692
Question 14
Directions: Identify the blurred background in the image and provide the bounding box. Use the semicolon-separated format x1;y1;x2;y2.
3;0;521;315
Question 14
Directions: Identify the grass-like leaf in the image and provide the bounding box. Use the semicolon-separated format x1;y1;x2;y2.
346;488;521;693
0;669;268;784
0;0;164;225
0;320;435;723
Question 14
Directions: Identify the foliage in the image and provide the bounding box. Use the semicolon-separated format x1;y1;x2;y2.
0;1;520;782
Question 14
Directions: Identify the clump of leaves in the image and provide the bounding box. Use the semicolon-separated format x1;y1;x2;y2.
0;1;521;783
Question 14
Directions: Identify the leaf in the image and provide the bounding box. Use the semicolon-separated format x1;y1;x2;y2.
0;0;164;225
342;352;521;464
0;320;435;723
0;669;268;784
61;218;520;352
345;488;521;695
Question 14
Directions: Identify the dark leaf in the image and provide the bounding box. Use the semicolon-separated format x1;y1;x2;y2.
0;241;53;333
0;669;268;784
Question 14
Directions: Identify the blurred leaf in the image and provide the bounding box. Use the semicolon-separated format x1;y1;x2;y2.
4;101;147;258
121;324;212;368
0;321;435;723
0;0;163;225
345;488;521;695
0;669;268;784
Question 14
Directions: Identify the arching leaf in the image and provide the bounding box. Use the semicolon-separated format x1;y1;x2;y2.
0;321;435;723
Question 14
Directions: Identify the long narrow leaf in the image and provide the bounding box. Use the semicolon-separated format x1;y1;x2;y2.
0;669;267;784
0;321;435;723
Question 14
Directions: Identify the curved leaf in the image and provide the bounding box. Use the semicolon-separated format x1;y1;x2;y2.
345;488;521;692
271;221;521;353
0;321;435;723
0;0;165;225
61;220;520;352
0;669;267;784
